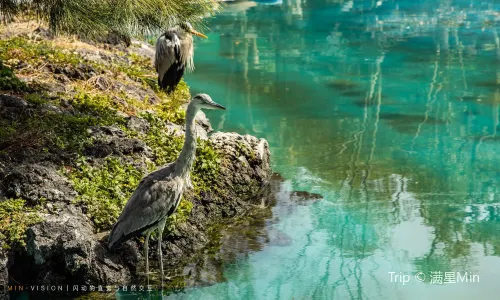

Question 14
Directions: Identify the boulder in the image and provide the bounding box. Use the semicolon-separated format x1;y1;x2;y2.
1;164;77;205
3;130;272;287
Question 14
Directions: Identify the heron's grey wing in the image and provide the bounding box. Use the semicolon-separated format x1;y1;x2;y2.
154;32;181;83
119;162;176;216
108;163;181;248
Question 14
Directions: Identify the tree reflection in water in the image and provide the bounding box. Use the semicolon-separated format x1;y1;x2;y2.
184;0;500;298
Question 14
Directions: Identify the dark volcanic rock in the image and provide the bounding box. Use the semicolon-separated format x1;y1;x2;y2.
11;205;135;287
126;116;150;134
0;250;10;298
84;137;151;158
50;63;97;81
290;191;323;205
1;164;77;205
3;127;272;288
0;94;29;122
0;94;27;108
84;125;152;158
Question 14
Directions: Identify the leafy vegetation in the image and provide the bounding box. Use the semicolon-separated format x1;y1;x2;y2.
0;60;26;91
192;139;221;193
141;112;184;165
0;198;43;249
0;91;125;153
165;197;193;233
66;157;143;230
140;112;221;193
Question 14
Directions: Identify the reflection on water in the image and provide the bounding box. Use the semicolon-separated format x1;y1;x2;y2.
181;0;500;299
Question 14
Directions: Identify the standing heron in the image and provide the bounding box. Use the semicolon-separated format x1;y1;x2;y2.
155;22;207;93
107;94;226;276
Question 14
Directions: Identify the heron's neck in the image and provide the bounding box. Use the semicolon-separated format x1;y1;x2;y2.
174;104;198;179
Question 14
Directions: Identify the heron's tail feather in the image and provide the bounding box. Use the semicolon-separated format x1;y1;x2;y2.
158;61;185;94
107;220;124;250
107;219;158;250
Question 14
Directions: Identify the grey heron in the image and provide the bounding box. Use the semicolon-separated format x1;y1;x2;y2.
155;22;207;93
107;93;226;277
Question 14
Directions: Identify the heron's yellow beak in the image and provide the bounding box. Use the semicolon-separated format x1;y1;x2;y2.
190;29;208;39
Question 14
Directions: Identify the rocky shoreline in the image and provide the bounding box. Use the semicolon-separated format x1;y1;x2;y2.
0;23;273;297
0;94;272;295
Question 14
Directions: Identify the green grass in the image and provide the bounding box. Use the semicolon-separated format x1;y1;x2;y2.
24;93;49;105
0;37;83;69
0;199;43;249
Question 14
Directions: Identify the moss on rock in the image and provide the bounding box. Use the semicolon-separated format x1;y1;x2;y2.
0;198;43;249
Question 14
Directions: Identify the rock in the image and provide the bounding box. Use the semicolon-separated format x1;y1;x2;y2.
88;125;126;138
1;164;77;205
126;116;149;134
2;129;272;288
0;94;29;122
50;63;96;81
84;137;152;158
210;132;271;198
165;122;185;138
84;125;152;158
0;250;10;299
291;191;323;202
128;40;155;60
32;27;52;40
9;205;134;286
0;94;27;108
195;110;213;133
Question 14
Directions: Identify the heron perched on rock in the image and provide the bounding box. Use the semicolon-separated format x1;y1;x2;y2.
155;22;207;94
107;93;225;276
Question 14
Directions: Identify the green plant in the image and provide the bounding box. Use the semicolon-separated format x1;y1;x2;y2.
0;198;43;249
0;38;83;68
24;93;49;105
165;197;193;233
0;60;26;91
192;139;221;193
66;157;143;231
141;112;184;165
71;91;122;122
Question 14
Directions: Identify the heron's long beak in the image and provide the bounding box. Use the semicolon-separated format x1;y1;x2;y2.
190;29;208;39
210;101;226;110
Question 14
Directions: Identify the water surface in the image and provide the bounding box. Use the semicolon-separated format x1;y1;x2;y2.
179;0;500;298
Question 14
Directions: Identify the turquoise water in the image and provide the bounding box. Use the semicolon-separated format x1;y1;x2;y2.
181;0;500;299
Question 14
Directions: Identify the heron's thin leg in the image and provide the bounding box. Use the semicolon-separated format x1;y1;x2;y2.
157;219;167;281
145;231;151;275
